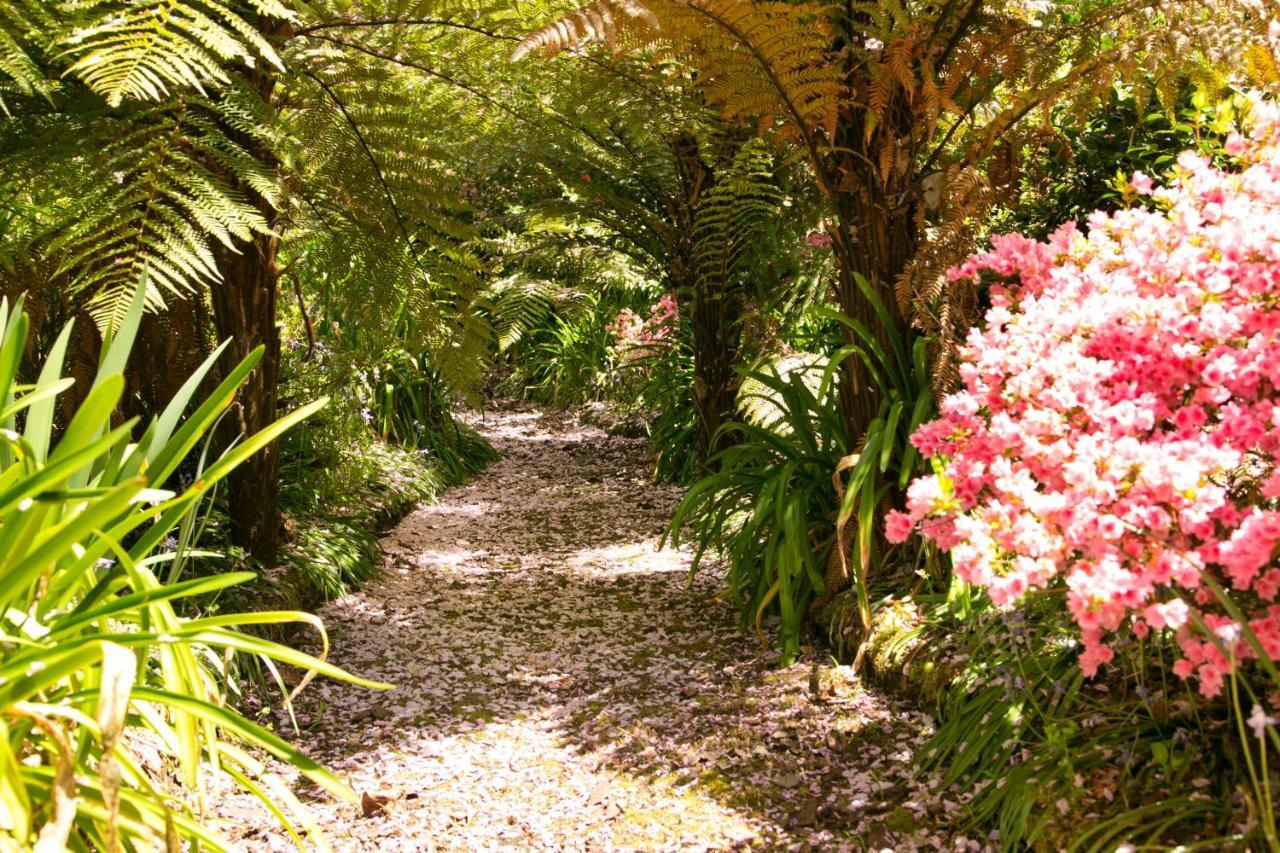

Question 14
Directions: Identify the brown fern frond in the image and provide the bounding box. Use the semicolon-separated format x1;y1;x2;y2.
511;0;658;60
515;0;844;161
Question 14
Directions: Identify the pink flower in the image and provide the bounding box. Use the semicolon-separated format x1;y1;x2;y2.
901;99;1280;695
884;511;914;543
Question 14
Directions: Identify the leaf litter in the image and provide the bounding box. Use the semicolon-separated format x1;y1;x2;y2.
217;407;968;851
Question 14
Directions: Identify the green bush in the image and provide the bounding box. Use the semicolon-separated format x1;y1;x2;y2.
670;283;936;661
359;349;498;484
274;338;488;603
669;351;848;660
0;286;382;850
495;287;653;408
918;584;1245;850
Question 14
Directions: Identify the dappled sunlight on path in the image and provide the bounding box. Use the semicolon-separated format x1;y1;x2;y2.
222;408;955;851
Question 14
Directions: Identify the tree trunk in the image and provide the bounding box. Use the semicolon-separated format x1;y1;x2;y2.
827;190;917;443
824;8;921;452
670;132;744;464
123;291;214;428
210;66;285;563
689;280;741;461
815;114;920;603
210;229;283;561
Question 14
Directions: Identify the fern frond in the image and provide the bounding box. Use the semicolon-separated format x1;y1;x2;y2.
1;93;277;328
53;0;290;106
482;274;562;352
0;0;53;109
692;137;781;293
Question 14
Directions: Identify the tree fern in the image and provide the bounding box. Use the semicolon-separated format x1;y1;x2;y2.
515;0;1275;447
1;96;275;327
52;0;289;106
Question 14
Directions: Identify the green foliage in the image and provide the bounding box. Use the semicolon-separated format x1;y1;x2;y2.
0;284;379;849
496;285;647;408
484;274;562;354
359;349;499;483
636;335;699;483
918;585;1244;851
0;0;285;109
690;138;788;297
277;432;445;602
670;283;936;660
0;0;291;325
1000;82;1237;239
0;91;278;327
669;349;848;661
274;332;492;602
823;276;939;631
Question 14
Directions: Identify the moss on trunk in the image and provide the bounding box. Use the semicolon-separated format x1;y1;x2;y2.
814;592;960;707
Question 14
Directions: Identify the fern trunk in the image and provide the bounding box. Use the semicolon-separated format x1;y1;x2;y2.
689;276;741;461
829;188;917;443
822;4;920;452
211;230;283;561
816;127;918;603
671;132;743;463
210;66;285;562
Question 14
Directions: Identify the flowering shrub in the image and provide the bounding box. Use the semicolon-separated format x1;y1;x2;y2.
888;98;1280;699
606;293;680;362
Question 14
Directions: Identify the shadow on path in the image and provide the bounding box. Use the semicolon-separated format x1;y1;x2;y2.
224;409;947;852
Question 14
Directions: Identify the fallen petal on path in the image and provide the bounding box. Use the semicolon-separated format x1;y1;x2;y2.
217;408;955;850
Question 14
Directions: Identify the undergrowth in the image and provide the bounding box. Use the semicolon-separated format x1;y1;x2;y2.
258;338;496;607
916;584;1252;850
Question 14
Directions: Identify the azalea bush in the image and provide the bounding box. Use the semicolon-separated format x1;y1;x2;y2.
890;97;1280;701
887;97;1280;845
605;292;680;365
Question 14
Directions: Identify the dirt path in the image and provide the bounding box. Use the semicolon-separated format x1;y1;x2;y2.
226;409;954;851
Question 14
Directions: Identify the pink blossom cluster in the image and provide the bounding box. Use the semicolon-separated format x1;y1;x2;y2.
805;231;833;249
606;294;679;361
886;98;1280;697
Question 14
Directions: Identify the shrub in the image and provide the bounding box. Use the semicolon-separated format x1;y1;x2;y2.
274;339;490;603
497;288;643;408
0;286;381;849
671;288;935;658
891;98;1280;704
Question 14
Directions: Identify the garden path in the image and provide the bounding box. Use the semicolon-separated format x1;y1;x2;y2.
226;408;956;851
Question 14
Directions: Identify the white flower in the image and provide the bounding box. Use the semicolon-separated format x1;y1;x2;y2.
1214;622;1242;650
1247;704;1277;740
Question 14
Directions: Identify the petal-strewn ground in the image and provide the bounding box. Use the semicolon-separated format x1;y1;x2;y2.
222;408;961;851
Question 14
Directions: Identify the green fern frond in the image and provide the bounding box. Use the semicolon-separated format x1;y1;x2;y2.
53;0;290;106
1;95;276;328
0;0;53;110
482;274;562;352
692;138;782;293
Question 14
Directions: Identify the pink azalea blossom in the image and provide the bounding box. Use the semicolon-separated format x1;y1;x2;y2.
607;294;680;363
890;96;1280;697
